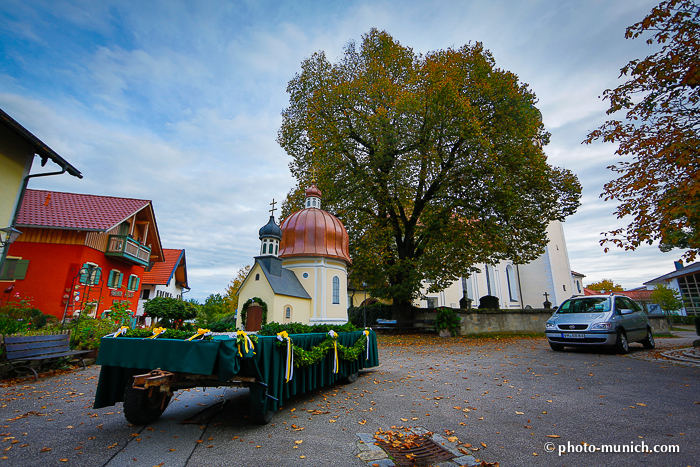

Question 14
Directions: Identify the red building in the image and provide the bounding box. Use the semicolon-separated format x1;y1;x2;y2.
1;189;164;319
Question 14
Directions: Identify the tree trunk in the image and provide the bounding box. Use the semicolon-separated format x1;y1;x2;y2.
392;300;414;322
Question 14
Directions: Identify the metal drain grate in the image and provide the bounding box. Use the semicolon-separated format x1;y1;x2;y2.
376;436;456;466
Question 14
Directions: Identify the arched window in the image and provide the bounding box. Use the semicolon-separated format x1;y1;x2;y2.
262;242;267;254
275;243;278;255
255;273;260;281
505;265;518;302
285;306;292;319
332;276;340;304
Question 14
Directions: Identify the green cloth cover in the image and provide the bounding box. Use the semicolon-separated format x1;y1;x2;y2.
93;330;379;414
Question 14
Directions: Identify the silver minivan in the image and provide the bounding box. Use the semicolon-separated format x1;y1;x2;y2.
545;294;655;353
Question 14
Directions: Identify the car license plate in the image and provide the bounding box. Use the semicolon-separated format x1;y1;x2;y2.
562;333;584;339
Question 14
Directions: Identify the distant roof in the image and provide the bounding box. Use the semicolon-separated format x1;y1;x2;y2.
16;189;151;231
644;262;700;285
571;270;585;277
143;249;186;286
0;107;82;179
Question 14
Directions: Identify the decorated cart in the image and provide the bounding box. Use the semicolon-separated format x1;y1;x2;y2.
93;329;379;425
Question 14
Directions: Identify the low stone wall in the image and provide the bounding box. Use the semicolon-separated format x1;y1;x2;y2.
415;309;671;336
416;308;553;335
648;315;669;333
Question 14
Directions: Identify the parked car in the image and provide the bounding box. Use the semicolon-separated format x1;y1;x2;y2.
545;294;655;353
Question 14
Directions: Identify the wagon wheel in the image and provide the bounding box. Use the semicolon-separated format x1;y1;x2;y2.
123;377;172;425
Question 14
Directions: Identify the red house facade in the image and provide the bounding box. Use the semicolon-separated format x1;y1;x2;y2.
1;189;164;319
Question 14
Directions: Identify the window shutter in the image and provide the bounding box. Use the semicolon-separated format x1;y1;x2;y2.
117;272;124;288
108;270;116;288
135;276;140;290
79;264;89;284
92;267;102;285
13;260;29;280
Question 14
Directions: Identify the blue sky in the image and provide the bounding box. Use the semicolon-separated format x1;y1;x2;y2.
0;0;681;301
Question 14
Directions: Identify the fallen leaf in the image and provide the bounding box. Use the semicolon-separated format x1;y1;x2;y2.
546;435;561;438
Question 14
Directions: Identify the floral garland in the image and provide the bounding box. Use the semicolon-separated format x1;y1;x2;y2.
275;331;368;368
240;297;268;327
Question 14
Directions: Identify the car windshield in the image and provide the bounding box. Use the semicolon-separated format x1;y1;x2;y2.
557;297;611;313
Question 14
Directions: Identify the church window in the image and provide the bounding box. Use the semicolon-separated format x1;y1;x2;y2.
312;199;316;207
306;200;310;208
506;265;518;302
485;265;493;296
303;272;309;279
577;281;582;294
275;243;278;255
332;276;340;304
285;306;291;319
255;273;260;281
262;242;267;254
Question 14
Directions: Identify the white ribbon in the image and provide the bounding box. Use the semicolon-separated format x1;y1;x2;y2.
364;329;371;360
328;330;338;374
105;326;129;338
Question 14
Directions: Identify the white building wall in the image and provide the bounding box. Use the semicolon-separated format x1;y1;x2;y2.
415;221;575;309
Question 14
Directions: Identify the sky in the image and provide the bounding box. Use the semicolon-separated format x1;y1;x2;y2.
0;0;684;302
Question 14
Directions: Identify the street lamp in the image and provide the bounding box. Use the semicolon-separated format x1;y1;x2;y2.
0;227;22;247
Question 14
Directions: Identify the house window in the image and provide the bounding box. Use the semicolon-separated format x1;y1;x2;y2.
79;263;101;285
577;281;582;294
141;289;150;300
0;258;29;281
427;297;438;308
127;274;140;292
107;270;123;288
332;276;340;304
505;265;518;302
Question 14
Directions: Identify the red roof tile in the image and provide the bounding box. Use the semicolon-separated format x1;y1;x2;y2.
143;249;184;285
16;189;151;231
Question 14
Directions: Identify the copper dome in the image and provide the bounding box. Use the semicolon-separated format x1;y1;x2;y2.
278;208;351;264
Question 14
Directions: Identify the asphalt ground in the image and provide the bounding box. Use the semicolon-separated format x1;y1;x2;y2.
0;333;698;467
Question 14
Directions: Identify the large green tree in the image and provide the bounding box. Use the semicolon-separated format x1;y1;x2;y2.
584;0;700;261
278;30;581;317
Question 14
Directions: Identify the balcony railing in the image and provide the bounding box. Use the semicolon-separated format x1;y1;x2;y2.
105;235;151;266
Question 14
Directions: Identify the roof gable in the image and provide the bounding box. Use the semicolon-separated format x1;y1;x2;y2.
143;249;187;286
16;189;151;231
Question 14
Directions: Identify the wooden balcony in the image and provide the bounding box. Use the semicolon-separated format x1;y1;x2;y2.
105;235;151;266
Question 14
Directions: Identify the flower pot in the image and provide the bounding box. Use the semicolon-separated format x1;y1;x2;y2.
439;329;452;338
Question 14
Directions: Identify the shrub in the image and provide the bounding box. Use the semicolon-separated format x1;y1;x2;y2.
143;297;197;328
433;307;461;336
69;317;120;351
347;303;393;327
208;320;237;332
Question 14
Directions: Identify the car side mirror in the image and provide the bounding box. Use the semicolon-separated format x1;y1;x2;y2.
619;308;633;315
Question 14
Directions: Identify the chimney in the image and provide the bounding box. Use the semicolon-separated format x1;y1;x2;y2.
44;193;51;206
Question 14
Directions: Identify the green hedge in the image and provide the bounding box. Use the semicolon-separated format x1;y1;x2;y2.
258;321;357;336
347;304;393;327
669;315;698;325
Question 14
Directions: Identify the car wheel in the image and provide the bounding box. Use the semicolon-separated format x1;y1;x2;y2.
123;378;172;425
615;330;629;354
641;328;655;349
549;343;564;351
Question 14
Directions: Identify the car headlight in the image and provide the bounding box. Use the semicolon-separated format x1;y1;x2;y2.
590;322;612;330
545;322;556;330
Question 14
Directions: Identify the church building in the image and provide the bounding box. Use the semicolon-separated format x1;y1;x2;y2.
236;183;351;328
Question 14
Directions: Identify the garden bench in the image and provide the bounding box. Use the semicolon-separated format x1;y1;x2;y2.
374;318;435;332
1;333;91;380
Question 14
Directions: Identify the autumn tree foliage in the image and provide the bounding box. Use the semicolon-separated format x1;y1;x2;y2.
585;0;700;261
224;265;251;313
278;30;581;317
585;279;624;293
